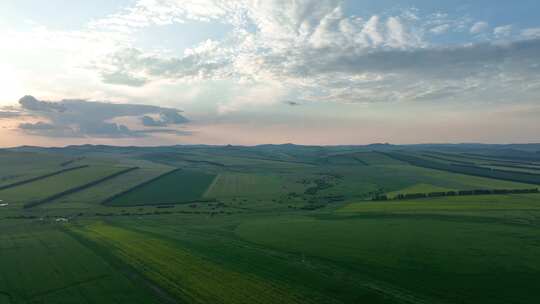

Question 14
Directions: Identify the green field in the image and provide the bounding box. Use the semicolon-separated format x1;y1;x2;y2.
107;169;216;206
0;221;159;304
1;144;540;304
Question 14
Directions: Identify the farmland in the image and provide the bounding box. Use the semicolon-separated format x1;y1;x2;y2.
106;169;216;206
0;143;539;303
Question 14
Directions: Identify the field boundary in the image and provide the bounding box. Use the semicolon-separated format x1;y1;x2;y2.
102;168;181;206
24;167;140;209
0;165;89;191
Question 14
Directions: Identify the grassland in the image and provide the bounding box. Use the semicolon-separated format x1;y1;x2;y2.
107;169;216;206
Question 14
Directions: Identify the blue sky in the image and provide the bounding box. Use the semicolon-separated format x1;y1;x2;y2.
0;0;539;146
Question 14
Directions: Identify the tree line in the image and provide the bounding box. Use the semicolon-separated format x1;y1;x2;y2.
372;188;539;201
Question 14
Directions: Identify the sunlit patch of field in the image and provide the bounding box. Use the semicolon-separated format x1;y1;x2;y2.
73;222;319;304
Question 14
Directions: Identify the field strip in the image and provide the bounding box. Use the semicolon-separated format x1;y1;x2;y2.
101;168;180;205
24;167;140;208
0;165;89;191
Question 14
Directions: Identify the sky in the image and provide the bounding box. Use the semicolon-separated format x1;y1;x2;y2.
0;0;539;147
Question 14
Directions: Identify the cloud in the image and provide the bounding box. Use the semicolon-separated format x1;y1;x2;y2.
522;28;540;39
99;42;233;85
470;21;489;34
7;0;540;117
0;111;22;119
19;95;66;112
19;121;85;137
160;109;190;124
100;71;148;87
14;96;190;138
290;38;540;77
141;115;167;127
87;1;538;109
430;24;450;35
19;122;58;130
494;25;513;38
89;0;236;32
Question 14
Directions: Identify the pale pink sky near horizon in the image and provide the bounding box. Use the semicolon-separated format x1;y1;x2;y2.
1;103;538;147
